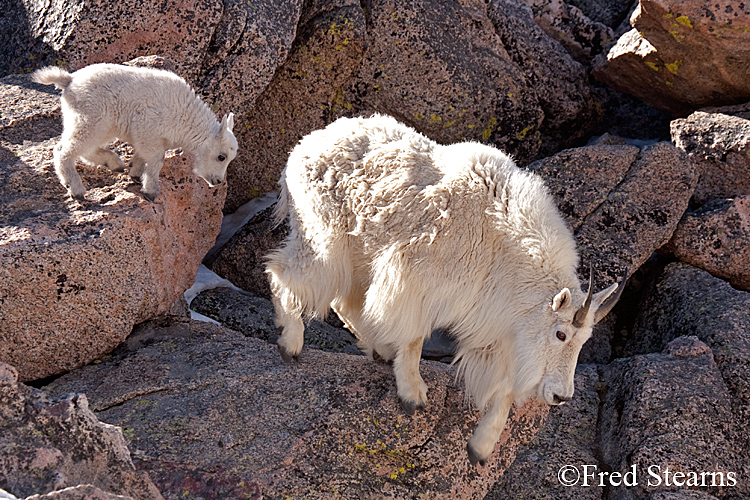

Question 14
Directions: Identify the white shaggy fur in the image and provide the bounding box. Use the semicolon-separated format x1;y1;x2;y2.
32;63;238;201
266;115;624;465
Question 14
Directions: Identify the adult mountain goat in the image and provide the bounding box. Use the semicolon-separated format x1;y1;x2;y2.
33;63;237;201
266;115;626;466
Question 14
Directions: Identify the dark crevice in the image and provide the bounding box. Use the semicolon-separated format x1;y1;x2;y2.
593;365;614;499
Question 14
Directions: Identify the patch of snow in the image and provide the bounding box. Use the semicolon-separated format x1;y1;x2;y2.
204;191;278;263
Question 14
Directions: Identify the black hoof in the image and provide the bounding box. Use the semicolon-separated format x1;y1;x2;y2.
143;191;158;202
130;174;142;184
399;398;425;416
71;193;85;201
278;344;299;364
467;444;487;467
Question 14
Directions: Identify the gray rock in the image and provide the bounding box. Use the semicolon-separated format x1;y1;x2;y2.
43;321;550;500
572;142;697;289
529;141;698;290
565;0;634;28
600;336;748;500
517;0;616;64
667;197;750;290
206;204;286;300
625;262;750;460
0;363;162;500
649;491;720;500
670;104;750;205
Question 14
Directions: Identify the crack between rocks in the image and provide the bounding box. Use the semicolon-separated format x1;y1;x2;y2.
198;0;250;89
572;146;641;240
594;365;615;500
92;379;216;412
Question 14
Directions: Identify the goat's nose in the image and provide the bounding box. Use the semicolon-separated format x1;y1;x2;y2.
552;394;571;405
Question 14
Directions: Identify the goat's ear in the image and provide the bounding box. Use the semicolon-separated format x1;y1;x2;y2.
552;288;572;311
219;113;234;134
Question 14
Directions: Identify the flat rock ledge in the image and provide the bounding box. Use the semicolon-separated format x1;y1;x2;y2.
44;321;549;500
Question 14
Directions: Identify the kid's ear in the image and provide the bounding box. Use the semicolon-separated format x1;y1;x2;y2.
220;113;234;133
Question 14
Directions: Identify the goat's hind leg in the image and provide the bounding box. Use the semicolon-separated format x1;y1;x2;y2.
267;234;347;363
53;142;87;200
129;154;146;182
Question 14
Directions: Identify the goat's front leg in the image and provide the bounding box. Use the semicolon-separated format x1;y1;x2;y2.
393;338;428;415
467;391;513;466
139;150;165;201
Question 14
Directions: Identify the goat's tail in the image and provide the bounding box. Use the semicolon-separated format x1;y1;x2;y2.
32;66;73;90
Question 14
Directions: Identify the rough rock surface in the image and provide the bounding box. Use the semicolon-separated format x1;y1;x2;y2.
528;141;698;289
667;197;750;290
601;336;748;499
224;0;598;212
197;0;304;117
670;103;750;205
224;1;367;211
625;262;750;460
485;364;603;500
592;1;750;116
0;362;162;500
518;0;616;64
44;321;549;500
22;0;224;83
0;71;226;382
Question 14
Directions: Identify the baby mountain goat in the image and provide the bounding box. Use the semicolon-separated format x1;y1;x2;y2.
33;63;238;201
267;114;626;466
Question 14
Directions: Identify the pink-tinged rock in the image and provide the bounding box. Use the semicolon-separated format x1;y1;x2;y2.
668;196;750;290
670;103;750;204
24;0;223;82
592;1;750;116
44;321;549;500
0;362;163;500
666;335;712;359
0;72;226;382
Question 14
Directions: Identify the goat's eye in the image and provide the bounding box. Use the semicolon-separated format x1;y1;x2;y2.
556;330;567;341
218;154;226;162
